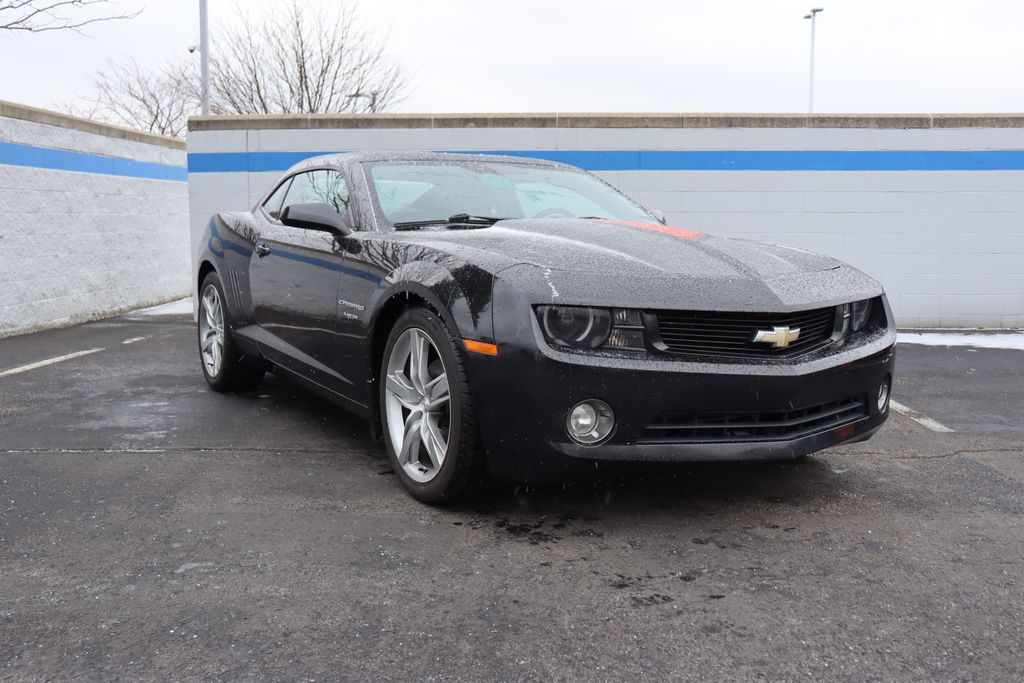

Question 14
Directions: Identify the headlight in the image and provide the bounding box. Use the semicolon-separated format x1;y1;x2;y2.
851;299;873;331
538;306;612;349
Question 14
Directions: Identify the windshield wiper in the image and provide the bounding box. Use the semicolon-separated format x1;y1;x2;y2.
393;214;511;231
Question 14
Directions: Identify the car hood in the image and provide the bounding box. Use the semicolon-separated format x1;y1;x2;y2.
415;218;839;277
406;218;881;311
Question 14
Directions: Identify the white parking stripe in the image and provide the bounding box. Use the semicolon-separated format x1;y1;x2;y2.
122;337;148;345
890;400;955;433
0;347;105;378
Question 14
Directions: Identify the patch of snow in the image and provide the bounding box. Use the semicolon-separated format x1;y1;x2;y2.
898;331;1024;351
542;268;559;299
131;298;193;316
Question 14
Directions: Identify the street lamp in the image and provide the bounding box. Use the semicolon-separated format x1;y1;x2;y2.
804;7;823;113
199;0;210;115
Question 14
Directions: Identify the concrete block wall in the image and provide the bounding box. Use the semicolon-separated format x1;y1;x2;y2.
0;101;189;338
187;113;1024;328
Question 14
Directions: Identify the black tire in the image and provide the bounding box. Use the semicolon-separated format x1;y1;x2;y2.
379;307;484;504
198;272;264;393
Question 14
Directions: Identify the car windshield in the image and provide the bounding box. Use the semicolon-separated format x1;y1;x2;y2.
365;159;656;227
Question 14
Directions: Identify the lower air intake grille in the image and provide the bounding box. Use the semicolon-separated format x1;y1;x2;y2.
640;395;867;444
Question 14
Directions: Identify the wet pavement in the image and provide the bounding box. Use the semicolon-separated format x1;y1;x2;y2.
1;310;1023;681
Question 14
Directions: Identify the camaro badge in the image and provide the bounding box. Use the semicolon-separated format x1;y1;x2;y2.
753;326;801;349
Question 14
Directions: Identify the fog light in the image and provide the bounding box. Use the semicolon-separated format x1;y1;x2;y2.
878;378;890;412
567;400;614;445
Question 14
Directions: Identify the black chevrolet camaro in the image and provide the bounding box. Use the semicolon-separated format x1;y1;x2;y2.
195;151;895;503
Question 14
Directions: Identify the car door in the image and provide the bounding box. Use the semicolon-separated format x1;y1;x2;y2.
249;169;355;395
329;166;403;393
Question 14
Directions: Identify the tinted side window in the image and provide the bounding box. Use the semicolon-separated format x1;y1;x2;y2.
281;170;349;217
263;178;292;220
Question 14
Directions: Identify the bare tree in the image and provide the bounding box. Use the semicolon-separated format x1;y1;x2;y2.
64;0;407;137
0;0;139;33
68;58;197;138
209;0;406;115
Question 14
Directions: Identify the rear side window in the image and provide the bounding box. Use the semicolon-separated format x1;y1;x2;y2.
262;179;291;220
281;170;349;216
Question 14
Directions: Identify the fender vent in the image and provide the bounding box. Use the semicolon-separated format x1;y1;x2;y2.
228;270;244;308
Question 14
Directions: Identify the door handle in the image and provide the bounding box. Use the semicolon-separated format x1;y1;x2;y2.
255;243;271;258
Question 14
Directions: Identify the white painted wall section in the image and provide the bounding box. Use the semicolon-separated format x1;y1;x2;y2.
186;114;1024;328
0;101;189;338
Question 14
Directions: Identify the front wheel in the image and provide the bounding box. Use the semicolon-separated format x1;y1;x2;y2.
380;308;483;504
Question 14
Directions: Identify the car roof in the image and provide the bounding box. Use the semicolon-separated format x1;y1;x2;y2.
285;150;573;174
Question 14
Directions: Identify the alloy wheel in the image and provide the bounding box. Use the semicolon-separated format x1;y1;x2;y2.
384;327;452;483
199;284;225;377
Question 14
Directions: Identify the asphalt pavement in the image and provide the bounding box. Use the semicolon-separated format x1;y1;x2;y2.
1;308;1022;681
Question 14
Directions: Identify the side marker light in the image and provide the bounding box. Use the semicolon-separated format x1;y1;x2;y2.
464;339;498;356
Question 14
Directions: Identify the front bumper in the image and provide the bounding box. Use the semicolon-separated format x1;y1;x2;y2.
467;330;895;482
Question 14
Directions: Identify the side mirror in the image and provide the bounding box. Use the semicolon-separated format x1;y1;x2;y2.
281;203;351;236
650;209;667;225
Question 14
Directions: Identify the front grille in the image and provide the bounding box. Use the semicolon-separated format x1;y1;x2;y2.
651;307;837;359
640;395;867;444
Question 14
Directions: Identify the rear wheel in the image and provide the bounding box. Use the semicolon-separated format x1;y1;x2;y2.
198;272;264;392
380;308;482;503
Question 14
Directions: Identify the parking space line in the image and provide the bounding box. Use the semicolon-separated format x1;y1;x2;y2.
890;400;955;433
0;347;106;378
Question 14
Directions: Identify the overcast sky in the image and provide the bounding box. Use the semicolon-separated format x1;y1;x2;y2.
2;0;1022;114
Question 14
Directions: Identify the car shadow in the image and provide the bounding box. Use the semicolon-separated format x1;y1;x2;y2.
230;372;378;445
479;457;838;510
252;373;852;521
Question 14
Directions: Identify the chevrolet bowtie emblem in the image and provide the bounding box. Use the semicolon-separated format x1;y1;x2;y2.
753;325;801;349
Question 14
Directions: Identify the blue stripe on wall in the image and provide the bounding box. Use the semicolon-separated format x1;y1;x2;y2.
0;140;187;181
187;148;1024;174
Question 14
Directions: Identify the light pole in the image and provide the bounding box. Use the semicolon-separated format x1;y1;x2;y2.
804;7;823;113
199;0;210;115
